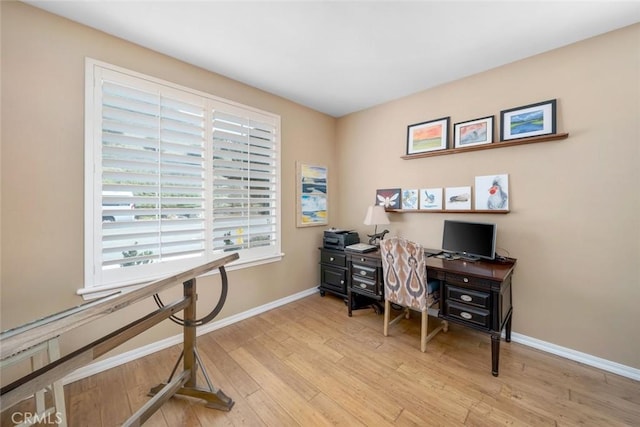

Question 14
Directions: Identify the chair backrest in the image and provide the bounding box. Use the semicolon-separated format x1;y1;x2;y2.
379;237;429;312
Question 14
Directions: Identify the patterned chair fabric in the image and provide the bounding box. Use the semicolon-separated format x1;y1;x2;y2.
380;237;439;312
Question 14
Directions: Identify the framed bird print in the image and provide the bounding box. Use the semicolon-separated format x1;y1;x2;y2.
401;189;419;210
445;186;471;210
419;188;443;210
475;174;509;211
375;188;401;210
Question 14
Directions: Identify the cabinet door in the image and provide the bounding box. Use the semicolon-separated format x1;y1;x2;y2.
321;266;347;294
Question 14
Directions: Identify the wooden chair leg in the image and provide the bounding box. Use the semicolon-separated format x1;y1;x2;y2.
383;299;390;337
420;310;428;352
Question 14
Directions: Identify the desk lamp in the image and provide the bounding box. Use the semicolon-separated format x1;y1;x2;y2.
363;205;390;245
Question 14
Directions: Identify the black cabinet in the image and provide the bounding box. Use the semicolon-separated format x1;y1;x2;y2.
346;251;384;316
318;248;348;299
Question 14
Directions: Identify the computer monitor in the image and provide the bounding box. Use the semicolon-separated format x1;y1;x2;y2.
442;220;497;261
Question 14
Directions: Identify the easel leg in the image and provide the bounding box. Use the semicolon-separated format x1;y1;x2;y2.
149;279;234;411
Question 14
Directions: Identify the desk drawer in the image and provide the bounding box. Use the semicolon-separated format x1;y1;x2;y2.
446;273;494;289
352;276;379;295
446;301;490;329
321;251;347;268
446;285;490;310
352;263;377;282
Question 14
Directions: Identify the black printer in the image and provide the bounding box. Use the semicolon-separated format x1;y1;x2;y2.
323;228;360;250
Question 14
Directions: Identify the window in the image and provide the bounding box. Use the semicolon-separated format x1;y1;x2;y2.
84;59;281;292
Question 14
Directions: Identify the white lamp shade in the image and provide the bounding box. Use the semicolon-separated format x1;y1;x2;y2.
363;205;390;226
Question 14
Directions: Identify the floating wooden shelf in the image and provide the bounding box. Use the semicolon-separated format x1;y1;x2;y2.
401;133;569;160
386;209;509;214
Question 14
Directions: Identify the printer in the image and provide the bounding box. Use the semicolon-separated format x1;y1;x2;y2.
323;228;360;250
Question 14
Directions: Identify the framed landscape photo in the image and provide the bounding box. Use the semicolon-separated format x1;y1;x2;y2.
454;115;494;148
500;99;556;141
406;117;450;155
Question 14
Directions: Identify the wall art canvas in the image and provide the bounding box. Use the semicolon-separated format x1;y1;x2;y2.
419;188;443;210
401;189;419;210
445;186;471;210
376;188;401;209
296;162;328;227
475;174;509;210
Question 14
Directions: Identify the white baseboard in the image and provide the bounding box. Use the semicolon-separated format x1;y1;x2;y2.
62;287;318;385
62;288;640;384
509;332;640;381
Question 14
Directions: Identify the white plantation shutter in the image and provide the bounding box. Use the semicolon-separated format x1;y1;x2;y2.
212;110;278;256
85;60;281;290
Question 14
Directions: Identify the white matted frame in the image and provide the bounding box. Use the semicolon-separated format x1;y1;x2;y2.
406;117;450;154
454;116;494;148
501;99;556;141
296;162;328;227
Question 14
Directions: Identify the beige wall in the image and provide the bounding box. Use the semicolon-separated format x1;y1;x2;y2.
1;0;638;382
337;24;640;369
0;1;336;381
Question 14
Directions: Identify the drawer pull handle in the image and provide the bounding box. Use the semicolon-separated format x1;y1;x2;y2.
340;280;344;284
463;277;469;283
359;283;367;289
461;295;472;302
460;312;472;320
360;270;367;276
360;257;365;262
330;257;334;261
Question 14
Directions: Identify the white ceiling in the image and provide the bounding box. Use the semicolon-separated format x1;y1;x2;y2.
26;1;640;117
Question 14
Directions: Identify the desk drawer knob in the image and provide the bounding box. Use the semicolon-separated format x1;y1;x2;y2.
340;280;344;284
460;312;472;320
360;257;365;262
360;270;367;276
461;295;472;302
359;283;367;289
330;257;334;261
463;277;469;283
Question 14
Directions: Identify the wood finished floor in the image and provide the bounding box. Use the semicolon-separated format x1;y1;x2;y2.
3;293;639;426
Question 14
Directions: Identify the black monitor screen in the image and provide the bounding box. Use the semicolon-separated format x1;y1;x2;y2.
442;220;496;261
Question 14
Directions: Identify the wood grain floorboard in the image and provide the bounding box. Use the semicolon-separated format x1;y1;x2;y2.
2;293;639;426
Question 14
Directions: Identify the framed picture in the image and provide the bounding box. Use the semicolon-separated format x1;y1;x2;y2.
419;188;443;210
406;117;450;155
401;189;419;210
500;99;556;141
376;188;401;209
475;174;509;211
454;115;494;148
296;162;328;227
445;186;471;210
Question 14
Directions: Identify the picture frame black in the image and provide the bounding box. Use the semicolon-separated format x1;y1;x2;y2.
406;117;450;155
500;99;556;141
453;115;494;148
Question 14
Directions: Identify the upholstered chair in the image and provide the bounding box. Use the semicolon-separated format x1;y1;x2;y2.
379;237;448;352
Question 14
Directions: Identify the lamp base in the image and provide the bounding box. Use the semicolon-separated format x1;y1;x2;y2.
367;229;389;246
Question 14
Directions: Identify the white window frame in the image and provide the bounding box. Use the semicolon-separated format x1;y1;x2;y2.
82;58;282;295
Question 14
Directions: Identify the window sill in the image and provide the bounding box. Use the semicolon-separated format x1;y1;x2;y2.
77;252;285;300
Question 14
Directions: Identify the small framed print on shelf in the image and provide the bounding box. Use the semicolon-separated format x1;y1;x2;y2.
406;117;450;155
445;186;471;210
376;188;401;209
401;189;419;210
419;188;443;210
500;99;556;141
454;115;494;148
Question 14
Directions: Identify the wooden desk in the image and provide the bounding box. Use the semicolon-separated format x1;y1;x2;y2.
345;250;516;376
